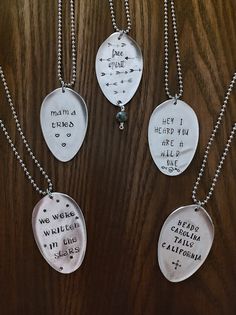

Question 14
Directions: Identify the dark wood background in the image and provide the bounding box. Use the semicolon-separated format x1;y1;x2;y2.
0;0;236;314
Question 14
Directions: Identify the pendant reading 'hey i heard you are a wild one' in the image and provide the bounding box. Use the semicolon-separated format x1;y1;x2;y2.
95;32;143;109
40;88;88;162
148;99;199;176
32;192;87;274
158;204;214;282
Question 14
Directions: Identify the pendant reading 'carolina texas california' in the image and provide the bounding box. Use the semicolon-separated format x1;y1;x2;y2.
40;88;88;162
158;204;214;282
148;99;199;176
32;192;87;274
95;32;143;106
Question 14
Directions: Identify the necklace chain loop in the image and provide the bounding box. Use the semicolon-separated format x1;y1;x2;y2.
108;0;132;34
164;0;183;99
192;72;236;206
57;0;77;88
0;66;53;196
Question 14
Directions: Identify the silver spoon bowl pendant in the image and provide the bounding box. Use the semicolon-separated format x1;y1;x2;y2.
158;204;214;282
149;0;199;175
95;32;143;129
148;99;199;176
41;0;88;161
32;192;87;274
40;88;88;162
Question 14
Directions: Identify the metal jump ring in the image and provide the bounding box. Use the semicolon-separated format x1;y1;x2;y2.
61;82;66;93
173;94;178;105
118;30;125;40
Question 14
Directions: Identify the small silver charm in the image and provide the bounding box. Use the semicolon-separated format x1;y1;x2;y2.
158;204;214;282
95;32;143;107
32;192;87;274
40;88;88;162
148;99;199;176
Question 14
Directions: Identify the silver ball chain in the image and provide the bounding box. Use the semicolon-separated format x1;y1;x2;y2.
57;0;77;89
108;0;132;34
192;72;236;207
0;66;53;196
164;0;183;100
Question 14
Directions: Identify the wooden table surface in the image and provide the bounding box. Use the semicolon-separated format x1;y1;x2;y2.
0;1;236;314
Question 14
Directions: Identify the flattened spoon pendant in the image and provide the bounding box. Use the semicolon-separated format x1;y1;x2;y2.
40;88;88;162
158;204;214;282
148;98;199;176
32;192;87;274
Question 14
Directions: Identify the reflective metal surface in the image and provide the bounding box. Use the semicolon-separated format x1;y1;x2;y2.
40;88;88;162
148;99;199;176
32;192;87;274
95;32;143;106
158;204;214;282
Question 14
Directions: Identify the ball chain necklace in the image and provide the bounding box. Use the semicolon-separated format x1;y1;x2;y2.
158;72;236;282
148;0;199;176
40;0;88;162
0;66;87;274
95;0;143;130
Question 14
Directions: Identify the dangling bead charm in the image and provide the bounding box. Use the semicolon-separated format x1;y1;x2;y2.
116;105;128;130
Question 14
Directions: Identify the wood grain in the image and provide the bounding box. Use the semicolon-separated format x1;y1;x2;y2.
0;0;236;314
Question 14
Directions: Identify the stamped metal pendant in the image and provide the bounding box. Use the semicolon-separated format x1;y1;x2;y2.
40;88;88;162
148;99;199;176
158;204;214;282
32;192;87;274
95;32;143;106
